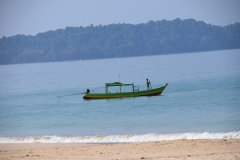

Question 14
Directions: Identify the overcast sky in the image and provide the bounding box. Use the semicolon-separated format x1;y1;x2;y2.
0;0;240;38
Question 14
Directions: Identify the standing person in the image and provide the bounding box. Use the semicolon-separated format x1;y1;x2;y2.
146;79;150;90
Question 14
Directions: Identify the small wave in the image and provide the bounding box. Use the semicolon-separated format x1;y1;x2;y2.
1;131;240;143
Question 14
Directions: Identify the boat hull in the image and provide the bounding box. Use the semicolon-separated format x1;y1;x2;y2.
83;83;168;99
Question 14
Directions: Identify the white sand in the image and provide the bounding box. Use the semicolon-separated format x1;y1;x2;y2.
1;139;240;160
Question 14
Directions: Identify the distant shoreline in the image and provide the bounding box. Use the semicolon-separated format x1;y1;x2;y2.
0;48;239;66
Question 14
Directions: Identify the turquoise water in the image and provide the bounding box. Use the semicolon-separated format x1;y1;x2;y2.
0;49;240;143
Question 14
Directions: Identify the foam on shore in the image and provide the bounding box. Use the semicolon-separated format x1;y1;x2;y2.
1;131;239;143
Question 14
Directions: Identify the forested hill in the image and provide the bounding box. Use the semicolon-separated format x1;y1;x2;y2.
1;18;240;64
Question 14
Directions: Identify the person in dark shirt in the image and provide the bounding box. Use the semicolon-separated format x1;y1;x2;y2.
146;79;150;90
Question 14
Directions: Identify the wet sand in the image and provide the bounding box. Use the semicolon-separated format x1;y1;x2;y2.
1;139;240;160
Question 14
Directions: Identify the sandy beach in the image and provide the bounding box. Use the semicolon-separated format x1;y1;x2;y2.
1;139;240;160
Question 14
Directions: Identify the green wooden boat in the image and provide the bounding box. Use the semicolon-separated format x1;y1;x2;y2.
83;82;168;99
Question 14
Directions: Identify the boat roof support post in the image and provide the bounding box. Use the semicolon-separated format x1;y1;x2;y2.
105;85;108;93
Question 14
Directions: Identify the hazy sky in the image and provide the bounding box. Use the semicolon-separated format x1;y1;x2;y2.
1;0;240;38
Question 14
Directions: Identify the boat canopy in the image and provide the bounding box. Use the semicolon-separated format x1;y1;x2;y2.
105;82;133;87
105;82;135;93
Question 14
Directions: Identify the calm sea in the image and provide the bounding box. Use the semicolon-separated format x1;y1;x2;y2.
0;49;240;143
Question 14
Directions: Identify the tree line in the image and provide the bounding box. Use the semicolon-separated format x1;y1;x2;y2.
0;18;240;64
